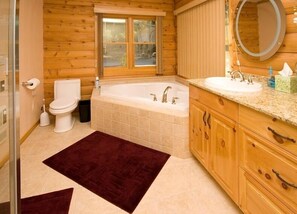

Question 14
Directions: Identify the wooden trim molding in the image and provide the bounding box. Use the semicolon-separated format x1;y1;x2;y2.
94;5;166;17
20;121;39;144
97;14;103;77
156;16;163;75
174;0;209;15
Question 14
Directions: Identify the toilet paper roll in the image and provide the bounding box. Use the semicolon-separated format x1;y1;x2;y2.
26;78;40;90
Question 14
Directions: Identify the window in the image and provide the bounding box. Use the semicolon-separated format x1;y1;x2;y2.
101;16;157;77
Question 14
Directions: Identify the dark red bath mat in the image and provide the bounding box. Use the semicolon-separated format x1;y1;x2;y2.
0;188;73;214
43;131;170;213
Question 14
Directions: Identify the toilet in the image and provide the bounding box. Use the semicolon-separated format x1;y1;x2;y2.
49;79;81;133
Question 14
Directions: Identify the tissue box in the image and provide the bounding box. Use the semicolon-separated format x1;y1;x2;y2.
275;75;297;93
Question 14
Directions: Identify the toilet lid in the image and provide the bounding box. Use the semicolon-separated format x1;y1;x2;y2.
50;98;76;110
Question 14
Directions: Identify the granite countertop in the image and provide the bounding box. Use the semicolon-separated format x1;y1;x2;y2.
188;78;297;127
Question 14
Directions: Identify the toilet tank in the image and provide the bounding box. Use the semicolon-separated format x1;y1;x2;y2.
54;79;81;100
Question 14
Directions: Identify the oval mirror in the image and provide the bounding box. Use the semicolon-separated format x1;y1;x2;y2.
234;0;286;61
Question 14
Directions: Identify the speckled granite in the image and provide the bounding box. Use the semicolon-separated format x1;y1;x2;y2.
188;78;297;127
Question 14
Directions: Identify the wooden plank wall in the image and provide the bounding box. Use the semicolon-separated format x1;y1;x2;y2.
43;0;176;105
175;0;195;9
176;0;225;78
229;0;297;76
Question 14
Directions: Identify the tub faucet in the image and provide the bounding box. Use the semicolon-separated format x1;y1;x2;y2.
162;86;172;103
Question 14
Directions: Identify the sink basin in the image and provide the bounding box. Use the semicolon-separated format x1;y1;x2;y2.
205;77;262;92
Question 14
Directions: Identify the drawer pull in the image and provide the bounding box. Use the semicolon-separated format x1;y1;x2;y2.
272;169;297;189
203;111;207;126
267;127;296;144
207;114;211;129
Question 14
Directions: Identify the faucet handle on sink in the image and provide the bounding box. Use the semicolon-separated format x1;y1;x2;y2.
150;93;157;101
172;96;179;104
247;75;254;85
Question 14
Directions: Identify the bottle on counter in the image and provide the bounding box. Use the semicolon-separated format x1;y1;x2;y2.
95;76;101;94
267;66;275;88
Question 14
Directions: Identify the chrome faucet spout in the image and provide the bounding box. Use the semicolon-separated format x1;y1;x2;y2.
162;86;172;103
230;70;245;82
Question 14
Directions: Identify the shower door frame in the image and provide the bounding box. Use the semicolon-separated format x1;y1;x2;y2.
8;0;20;213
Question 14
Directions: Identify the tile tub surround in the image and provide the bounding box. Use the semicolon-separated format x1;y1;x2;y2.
189;78;297;127
91;89;190;158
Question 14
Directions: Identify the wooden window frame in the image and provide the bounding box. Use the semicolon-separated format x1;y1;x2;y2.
102;15;157;77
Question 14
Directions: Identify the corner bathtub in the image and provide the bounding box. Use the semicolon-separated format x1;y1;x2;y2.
91;81;190;158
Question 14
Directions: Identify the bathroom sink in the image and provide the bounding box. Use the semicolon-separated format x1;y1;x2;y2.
205;77;262;92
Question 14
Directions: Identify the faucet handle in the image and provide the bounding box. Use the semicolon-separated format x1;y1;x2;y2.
247;75;254;84
172;96;179;104
150;93;157;101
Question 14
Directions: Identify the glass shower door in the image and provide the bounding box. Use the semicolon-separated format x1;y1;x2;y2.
0;0;20;213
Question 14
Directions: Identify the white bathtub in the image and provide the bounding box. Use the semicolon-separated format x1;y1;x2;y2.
100;82;189;114
91;81;190;158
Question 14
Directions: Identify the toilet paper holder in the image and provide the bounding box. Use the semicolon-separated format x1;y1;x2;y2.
22;81;33;86
21;78;40;90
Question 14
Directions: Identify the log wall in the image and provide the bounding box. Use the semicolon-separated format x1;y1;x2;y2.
43;0;176;104
229;0;297;76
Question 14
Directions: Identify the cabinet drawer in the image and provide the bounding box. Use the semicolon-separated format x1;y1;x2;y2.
240;169;294;214
239;105;297;157
189;85;238;120
240;127;297;212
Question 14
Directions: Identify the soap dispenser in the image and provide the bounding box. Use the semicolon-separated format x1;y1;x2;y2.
267;66;275;88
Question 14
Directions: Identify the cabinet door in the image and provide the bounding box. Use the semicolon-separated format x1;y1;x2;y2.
209;109;238;203
189;99;209;168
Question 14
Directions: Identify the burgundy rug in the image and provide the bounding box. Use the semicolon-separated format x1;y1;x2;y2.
43;131;170;213
0;188;73;214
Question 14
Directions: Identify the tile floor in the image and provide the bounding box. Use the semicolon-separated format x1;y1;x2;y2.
0;117;241;213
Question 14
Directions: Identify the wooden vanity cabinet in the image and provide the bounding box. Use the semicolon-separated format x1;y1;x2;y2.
190;84;297;213
239;106;297;213
189;85;239;203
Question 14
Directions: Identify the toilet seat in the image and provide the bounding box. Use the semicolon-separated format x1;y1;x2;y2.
50;98;77;110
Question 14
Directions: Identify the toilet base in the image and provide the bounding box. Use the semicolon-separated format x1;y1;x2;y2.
54;113;75;133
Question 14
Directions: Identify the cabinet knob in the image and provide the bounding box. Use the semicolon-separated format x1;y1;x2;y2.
258;169;262;174
221;140;225;147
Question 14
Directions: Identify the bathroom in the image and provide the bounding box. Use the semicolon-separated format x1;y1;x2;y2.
1;0;297;213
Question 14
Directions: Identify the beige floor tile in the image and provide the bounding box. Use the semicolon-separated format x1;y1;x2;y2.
0;116;241;213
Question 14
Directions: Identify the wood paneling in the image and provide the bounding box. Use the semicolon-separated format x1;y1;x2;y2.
175;0;196;9
43;0;176;105
229;0;297;76
176;0;225;78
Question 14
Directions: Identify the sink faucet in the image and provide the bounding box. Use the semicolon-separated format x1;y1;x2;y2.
162;86;172;103
229;70;245;82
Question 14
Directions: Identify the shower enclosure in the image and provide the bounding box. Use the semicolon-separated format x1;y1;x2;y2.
0;0;20;213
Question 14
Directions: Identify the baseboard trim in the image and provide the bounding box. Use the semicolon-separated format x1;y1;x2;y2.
0;121;39;168
20;121;39;144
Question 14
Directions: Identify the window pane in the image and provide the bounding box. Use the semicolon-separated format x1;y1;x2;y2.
103;18;126;42
134;44;156;66
134;20;156;43
103;44;127;67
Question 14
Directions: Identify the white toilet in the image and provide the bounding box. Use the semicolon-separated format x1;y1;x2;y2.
49;79;81;133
